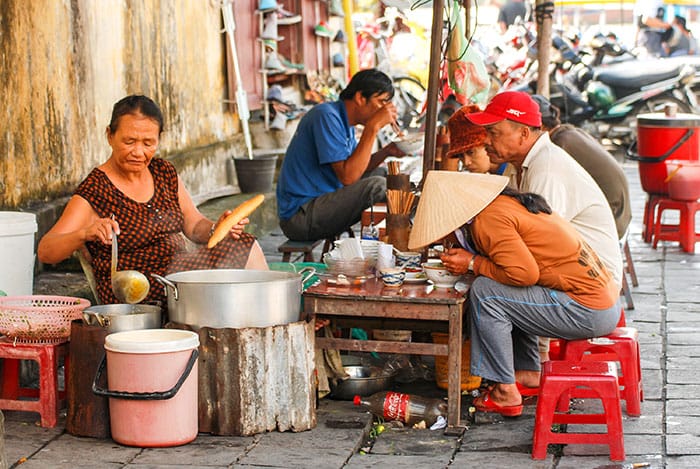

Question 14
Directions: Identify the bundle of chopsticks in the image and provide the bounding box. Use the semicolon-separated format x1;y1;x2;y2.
386;189;415;215
387;160;401;176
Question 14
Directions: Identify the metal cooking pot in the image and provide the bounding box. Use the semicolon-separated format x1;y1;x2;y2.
82;304;162;333
152;268;315;330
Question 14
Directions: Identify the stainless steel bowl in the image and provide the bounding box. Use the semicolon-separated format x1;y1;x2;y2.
329;365;396;400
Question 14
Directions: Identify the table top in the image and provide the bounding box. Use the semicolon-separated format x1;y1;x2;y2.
304;277;471;305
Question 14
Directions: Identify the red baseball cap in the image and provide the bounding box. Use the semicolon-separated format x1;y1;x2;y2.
466;91;542;127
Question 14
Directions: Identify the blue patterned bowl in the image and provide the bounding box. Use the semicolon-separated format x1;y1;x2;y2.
380;268;406;287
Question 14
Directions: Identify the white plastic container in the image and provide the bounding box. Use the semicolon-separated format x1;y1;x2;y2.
0;212;37;295
100;329;200;447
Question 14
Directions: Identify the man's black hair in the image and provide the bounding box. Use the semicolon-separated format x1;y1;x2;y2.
339;68;395;101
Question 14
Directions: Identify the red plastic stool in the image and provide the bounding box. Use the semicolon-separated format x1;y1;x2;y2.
643;194;664;243
0;339;70;427
652;197;700;254
549;309;625;362
562;327;642;417
532;360;625;461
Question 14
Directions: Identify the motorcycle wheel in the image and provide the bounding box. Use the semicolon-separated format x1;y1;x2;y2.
392;75;426;132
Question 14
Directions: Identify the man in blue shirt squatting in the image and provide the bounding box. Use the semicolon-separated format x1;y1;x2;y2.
277;69;407;241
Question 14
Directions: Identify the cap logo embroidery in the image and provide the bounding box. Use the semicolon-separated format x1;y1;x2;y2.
506;109;525;117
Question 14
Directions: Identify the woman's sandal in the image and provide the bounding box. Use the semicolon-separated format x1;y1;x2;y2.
516;382;540;397
473;391;523;417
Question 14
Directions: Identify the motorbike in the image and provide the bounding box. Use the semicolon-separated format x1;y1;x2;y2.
511;32;698;147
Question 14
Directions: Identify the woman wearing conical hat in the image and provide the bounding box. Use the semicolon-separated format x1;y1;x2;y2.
408;171;620;417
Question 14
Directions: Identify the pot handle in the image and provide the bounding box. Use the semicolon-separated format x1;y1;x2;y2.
92;349;199;400
151;273;179;301
625;128;695;162
298;266;317;291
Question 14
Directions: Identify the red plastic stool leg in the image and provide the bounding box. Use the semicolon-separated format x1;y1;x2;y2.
532;361;625;461
562;327;642;417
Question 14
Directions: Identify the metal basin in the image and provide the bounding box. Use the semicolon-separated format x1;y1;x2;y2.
329;365;396;400
82;304;161;333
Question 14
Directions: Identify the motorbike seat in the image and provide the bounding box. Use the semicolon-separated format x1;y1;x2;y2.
594;59;684;89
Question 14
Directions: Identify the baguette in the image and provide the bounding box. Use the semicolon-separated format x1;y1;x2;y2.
207;194;265;248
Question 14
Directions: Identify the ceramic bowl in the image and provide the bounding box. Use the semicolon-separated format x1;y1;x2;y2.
394;132;425;154
422;261;460;288
396;251;422;270
380;268;406;287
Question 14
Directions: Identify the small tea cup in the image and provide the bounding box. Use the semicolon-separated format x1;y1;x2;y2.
380;268;406;287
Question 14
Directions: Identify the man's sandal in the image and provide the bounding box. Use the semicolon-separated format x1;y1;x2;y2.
473;390;523;417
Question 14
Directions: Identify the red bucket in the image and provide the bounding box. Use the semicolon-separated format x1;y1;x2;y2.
627;113;700;195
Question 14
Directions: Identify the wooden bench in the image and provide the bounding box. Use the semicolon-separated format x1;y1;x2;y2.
277;239;324;262
277;229;355;263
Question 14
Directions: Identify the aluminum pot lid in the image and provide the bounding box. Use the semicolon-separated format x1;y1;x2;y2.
637;112;700;128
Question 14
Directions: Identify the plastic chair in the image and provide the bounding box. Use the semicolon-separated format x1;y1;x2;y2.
561;327;642;417
642;194;663;243
532;360;625;461
652;197;700;254
619;229;638;310
0;340;70;427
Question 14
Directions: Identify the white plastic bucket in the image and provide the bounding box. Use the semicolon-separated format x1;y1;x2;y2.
0;212;37;296
98;329;200;447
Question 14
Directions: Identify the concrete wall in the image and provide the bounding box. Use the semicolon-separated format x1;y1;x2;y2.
0;0;247;209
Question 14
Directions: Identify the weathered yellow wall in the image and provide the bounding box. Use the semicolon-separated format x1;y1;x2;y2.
0;0;241;208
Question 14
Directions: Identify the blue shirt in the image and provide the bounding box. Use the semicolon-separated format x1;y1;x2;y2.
277;101;357;220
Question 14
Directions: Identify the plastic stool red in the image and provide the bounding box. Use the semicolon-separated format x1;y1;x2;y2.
548;309;626;362
651;198;700;254
0;339;69;427
561;327;642;417
532;360;625;461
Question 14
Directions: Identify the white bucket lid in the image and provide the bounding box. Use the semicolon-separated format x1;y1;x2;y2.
0;212;37;237
105;329;199;354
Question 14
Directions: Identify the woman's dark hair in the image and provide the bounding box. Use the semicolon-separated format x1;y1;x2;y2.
108;95;164;135
501;187;552;214
339;68;395;101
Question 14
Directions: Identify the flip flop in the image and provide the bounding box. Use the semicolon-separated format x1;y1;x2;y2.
473;391;523;417
516;382;540;397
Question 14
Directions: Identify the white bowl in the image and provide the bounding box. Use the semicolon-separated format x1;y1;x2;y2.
394;132;424;154
422;261;460;288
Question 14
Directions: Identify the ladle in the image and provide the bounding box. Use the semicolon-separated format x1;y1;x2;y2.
110;222;150;304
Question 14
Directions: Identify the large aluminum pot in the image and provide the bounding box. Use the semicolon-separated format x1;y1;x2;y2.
152;268;314;330
82;304;162;333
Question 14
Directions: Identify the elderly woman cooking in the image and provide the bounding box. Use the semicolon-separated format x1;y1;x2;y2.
38;95;267;309
408;171;620;417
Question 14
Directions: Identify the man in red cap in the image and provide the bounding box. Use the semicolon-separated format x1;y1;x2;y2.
466;91;621;287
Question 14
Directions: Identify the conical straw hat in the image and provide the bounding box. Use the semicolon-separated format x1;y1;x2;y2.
408;171;509;250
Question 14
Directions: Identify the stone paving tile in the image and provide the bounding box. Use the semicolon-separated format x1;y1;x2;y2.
459;417;535;453
666;357;700;369
667;434;700;455
666;415;700;434
369;427;458;457
666;399;700;416
665;344;700;357
666;384;700;400
556;454;663;468
130;434;253;466
667;333;700;346
451;450;553;468
562;434;662;456
3;413;66;466
568;398;662;435
666;455;700;468
344;453;454;468
640;342;662;370
124;465;228;469
638;329;663;345
667;368;700;385
20;432;141;468
641;368;663;401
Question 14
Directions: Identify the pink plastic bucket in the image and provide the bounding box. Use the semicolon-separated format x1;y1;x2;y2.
98;329;199;447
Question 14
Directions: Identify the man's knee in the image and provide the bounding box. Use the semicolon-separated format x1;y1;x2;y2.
365;176;387;203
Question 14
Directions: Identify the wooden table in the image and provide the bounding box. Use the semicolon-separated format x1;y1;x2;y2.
303;277;470;433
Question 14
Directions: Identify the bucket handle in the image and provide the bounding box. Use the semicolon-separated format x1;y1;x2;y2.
92;348;198;400
297;266;317;292
625;128;695;162
151;273;179;301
